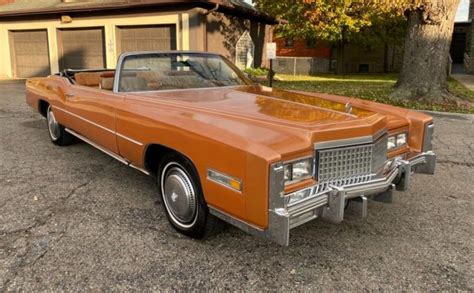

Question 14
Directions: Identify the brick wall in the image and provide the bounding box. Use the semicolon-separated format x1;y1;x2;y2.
338;43;404;73
275;37;331;58
273;36;404;74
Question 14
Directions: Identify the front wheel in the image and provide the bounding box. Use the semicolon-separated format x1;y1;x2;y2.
46;105;74;146
158;153;220;239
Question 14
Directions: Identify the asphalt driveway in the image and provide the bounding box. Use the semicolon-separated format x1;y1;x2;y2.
0;81;473;291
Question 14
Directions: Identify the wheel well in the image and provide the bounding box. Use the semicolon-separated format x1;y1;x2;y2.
144;144;182;176
38;100;49;118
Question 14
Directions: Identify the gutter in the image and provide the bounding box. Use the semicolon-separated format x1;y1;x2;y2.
0;0;280;24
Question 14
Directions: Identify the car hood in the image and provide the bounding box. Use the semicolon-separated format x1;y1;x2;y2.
126;85;401;158
129;85;377;128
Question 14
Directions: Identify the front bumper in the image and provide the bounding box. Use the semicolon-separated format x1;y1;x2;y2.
263;151;436;246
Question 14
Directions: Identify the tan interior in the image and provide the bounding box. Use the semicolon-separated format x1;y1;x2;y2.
74;71;115;90
74;70;216;91
136;70;215;90
100;77;114;90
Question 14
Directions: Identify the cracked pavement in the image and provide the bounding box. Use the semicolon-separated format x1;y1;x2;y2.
0;81;473;291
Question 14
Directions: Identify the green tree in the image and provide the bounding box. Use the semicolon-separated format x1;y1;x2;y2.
257;0;461;102
255;0;406;74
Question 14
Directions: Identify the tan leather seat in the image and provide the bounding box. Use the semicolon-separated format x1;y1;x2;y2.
100;77;114;90
74;71;115;87
75;72;102;87
119;76;148;92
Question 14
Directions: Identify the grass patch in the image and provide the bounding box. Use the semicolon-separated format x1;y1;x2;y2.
270;74;474;114
447;77;474;103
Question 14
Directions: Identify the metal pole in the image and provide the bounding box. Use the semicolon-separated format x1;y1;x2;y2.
269;59;273;87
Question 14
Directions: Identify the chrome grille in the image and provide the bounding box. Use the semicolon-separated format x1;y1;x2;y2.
317;145;373;181
316;136;387;187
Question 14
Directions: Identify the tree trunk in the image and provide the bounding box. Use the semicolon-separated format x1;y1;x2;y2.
392;0;460;102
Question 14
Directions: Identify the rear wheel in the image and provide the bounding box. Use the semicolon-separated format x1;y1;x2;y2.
158;153;221;238
46;105;74;146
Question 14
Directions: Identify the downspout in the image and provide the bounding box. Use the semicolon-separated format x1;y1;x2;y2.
204;3;219;15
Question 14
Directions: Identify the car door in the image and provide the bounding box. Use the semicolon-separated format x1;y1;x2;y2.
57;82;122;154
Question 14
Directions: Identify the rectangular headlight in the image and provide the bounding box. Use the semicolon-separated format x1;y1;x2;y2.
387;136;396;150
396;133;407;146
284;157;313;185
387;132;408;150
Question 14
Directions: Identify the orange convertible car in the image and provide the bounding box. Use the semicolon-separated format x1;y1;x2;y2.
26;51;436;245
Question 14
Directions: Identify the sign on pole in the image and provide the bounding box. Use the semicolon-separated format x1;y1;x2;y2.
266;42;277;60
266;42;277;87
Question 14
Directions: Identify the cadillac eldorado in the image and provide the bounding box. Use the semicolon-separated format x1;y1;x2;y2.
26;51;436;245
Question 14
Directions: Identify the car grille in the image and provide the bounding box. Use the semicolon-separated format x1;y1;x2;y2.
315;135;387;189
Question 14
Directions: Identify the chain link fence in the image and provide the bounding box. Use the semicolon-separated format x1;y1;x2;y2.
273;57;331;75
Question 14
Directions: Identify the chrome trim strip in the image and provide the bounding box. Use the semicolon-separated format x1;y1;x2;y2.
54;106;114;134
65;128;150;176
129;163;151;176
115;132;144;147
209;206;264;233
314;128;387;149
128;85;241;94
283;155;314;165
53;106;143;146
422;123;434;152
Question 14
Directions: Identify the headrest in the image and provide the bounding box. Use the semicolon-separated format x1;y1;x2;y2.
75;71;115;86
75;72;102;86
100;72;115;78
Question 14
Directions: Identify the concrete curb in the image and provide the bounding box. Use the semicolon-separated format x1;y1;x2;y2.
0;79;26;84
420;110;474;122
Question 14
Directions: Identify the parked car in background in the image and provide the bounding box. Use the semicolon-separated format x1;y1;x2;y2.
25;51;436;245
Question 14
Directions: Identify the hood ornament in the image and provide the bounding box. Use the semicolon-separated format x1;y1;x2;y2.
345;102;353;114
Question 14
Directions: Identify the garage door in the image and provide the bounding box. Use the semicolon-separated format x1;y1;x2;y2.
58;28;105;70
10;30;50;78
117;25;177;54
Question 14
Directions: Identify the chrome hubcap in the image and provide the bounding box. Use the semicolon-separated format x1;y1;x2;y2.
163;166;197;224
47;106;60;140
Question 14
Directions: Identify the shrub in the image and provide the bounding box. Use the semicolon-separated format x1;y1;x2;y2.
243;67;269;76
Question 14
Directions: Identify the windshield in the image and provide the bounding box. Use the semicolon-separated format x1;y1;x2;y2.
118;53;248;92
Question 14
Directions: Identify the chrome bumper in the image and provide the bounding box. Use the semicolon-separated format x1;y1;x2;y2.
264;151;436;246
209;151;436;246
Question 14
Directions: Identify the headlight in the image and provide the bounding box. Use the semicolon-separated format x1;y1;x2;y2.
396;133;407;146
387;136;396;150
283;157;313;185
387;132;408;150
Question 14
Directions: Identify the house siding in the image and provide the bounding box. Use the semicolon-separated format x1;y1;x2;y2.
0;5;273;78
205;11;271;68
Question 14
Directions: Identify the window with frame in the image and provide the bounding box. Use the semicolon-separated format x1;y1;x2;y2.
285;39;294;48
306;39;316;48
